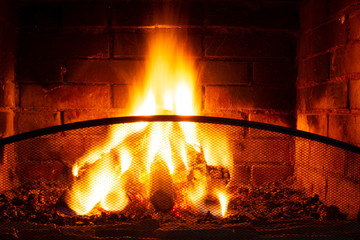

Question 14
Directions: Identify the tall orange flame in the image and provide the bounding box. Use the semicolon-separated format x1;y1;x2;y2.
66;29;231;218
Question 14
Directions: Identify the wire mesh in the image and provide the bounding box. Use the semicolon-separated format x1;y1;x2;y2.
0;116;359;219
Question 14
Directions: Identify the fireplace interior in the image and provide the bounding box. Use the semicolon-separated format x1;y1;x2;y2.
1;0;360;239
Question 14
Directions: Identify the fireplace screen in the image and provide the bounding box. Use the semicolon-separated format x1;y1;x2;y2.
1;116;359;236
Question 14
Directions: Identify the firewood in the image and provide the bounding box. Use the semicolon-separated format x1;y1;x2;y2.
149;155;175;212
61;149;122;215
150;189;175;213
56;193;78;216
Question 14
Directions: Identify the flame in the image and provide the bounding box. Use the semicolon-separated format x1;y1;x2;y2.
218;191;230;217
137;31;197;116
66;152;121;215
66;29;233;217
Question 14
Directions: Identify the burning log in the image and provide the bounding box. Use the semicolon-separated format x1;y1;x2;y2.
184;142;231;217
149;155;175;212
57;149;123;215
186;143;230;189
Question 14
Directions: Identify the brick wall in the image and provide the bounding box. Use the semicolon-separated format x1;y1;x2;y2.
0;0;16;138
296;0;360;219
0;0;17;191
14;0;298;134
1;0;359;220
1;0;299;192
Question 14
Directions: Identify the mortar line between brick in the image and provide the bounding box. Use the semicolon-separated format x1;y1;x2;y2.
18;83;22;109
347;77;351;111
326;113;329;138
106;2;113;59
110;84;114;109
60;111;65;125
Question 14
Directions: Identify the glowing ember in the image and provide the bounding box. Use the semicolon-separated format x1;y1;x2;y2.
65;29;232;218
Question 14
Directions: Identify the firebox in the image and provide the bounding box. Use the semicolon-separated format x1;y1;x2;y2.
1;0;360;239
1;115;360;239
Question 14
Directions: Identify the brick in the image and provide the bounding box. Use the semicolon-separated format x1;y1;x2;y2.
0;111;14;137
323;82;348;108
206;1;257;27
247;123;294;139
0;81;15;107
299;0;329;29
294;138;311;167
112;84;132;109
20;84;111;110
297;31;313;58
63;111;120;124
0;143;16;166
253;1;299;29
253;61;296;87
350;79;360;109
239;138;292;165
160;29;202;56
329;114;360;145
58;136;96;167
311;19;346;54
112;1;204;27
15;161;67;183
165;0;204;26
331;43;360;77
325;175;360;219
251;165;294;185
18;32;109;59
65;59;144;84
62;2;106;27
112;1;156;26
15;111;61;133
19;2;61;29
249;113;295;128
295;166;327;199
0;49;16;82
0;21;16;51
114;29;202;57
296;88;306;112
199;61;248;85
349;8;360;41
205;86;295;111
308;142;346;175
296;81;347;111
346;152;360;181
329;0;359;15
296;87;311;111
206;1;298;29
14;135;104;168
113;32;148;57
231;165;251;185
296;114;328;136
205;31;296;58
297;53;330;86
16;57;62;83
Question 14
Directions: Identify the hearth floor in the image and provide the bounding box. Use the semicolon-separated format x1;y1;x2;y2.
1;219;360;240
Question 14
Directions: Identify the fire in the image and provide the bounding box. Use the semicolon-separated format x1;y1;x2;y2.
65;29;232;218
218;191;230;217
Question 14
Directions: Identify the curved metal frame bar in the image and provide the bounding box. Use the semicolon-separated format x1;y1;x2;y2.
1;115;360;154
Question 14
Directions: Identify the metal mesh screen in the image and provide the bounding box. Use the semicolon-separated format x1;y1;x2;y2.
1;116;359;219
